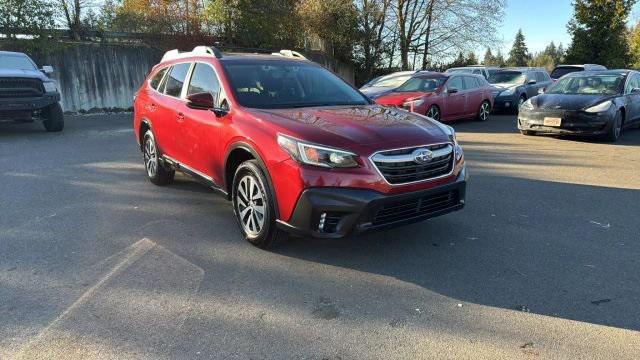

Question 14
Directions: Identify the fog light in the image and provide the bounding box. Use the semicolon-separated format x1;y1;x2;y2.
505;102;511;108
318;212;326;231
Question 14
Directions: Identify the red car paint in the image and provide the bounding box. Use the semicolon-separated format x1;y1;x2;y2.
133;51;466;239
375;72;493;122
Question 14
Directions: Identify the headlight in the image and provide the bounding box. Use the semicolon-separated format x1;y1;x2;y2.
277;134;359;168
520;99;534;111
443;125;463;161
402;98;424;108
500;88;515;96
43;82;57;93
584;100;612;113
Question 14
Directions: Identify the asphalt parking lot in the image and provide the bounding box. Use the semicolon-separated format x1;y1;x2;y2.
1;113;639;359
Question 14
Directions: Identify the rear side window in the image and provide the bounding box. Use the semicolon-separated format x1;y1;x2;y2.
187;63;220;98
463;76;480;89
164;63;192;97
149;68;168;90
536;72;549;82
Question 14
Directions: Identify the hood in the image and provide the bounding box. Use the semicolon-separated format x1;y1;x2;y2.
359;86;393;98
490;83;519;91
0;69;49;81
531;94;613;111
374;91;436;106
246;105;450;151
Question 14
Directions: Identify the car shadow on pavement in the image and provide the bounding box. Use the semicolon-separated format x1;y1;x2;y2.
273;174;640;331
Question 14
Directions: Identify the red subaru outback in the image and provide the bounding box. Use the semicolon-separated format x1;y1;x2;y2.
133;47;468;248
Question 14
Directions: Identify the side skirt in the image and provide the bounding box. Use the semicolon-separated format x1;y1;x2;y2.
161;155;228;197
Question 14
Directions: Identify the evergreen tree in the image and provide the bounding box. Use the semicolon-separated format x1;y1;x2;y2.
507;29;530;66
466;52;478;65
565;0;636;68
494;49;506;67
483;48;495;65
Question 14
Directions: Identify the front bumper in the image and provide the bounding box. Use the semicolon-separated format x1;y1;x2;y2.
492;94;518;110
518;109;613;136
0;94;59;113
277;167;468;238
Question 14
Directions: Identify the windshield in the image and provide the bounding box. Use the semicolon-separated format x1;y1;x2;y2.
550;67;583;79
489;71;525;85
0;54;36;70
368;74;412;88
546;74;623;95
447;68;473;74
395;76;446;92
222;61;369;109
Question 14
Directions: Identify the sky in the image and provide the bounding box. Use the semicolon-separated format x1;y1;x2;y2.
497;0;640;55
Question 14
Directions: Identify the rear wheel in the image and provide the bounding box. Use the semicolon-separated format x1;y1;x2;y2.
42;103;64;132
604;110;622;142
143;130;174;185
426;105;441;121
232;160;283;249
476;100;491;121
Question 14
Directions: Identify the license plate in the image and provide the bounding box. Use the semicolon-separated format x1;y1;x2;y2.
543;117;562;127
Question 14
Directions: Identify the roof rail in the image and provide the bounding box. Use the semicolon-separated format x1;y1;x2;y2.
160;45;223;62
271;49;307;59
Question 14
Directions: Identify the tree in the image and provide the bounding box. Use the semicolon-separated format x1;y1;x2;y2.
354;0;393;81
629;21;640;68
483;48;495;65
565;0;636;68
0;0;55;39
298;0;358;62
507;29;530;66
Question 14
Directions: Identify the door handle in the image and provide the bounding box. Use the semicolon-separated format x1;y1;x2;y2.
177;112;185;122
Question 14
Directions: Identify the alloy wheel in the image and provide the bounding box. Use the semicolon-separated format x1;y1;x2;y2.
144;136;158;178
236;175;266;237
479;102;490;121
427;106;440;121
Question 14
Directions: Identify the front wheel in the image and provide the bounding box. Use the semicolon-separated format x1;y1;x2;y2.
426;105;441;121
515;96;526;114
476;100;491;121
232;160;283;249
42;103;64;132
604;110;622;142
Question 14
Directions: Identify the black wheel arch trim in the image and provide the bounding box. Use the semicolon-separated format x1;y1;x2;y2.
224;141;280;218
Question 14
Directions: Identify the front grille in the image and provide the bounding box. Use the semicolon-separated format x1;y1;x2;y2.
371;143;454;184
373;190;459;226
0;78;44;98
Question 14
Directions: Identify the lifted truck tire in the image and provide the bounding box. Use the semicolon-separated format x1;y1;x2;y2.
42;103;64;132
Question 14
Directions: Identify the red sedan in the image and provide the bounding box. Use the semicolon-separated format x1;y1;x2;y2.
375;72;494;122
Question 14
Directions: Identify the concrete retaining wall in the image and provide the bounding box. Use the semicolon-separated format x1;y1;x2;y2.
4;42;355;113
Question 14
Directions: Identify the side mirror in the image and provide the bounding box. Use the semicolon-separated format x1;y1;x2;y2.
447;87;459;94
186;92;214;110
527;79;537;85
41;65;54;75
631;88;640;94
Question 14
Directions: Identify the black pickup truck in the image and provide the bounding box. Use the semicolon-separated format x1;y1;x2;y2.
0;51;64;132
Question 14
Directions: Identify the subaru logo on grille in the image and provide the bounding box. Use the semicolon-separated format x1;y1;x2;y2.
413;148;433;164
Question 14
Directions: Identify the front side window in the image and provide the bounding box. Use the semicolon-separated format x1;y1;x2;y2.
447;77;464;90
624;74;640;94
0;54;36;70
187;63;221;100
547;74;624;95
164;63;192;97
221;61;369;109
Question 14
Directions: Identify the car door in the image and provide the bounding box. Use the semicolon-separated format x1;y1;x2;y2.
442;76;466;119
463;76;482;116
623;73;640;124
177;62;225;183
155;62;193;163
523;72;540;98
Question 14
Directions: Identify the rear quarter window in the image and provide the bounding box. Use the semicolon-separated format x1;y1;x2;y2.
164;63;192;97
149;68;168;90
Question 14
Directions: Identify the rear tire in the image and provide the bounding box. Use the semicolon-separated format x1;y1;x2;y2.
476;100;491;121
42;103;64;132
232;160;283;249
604;110;622;142
143;130;175;185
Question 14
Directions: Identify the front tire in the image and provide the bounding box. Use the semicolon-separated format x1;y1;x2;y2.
426;105;441;121
604;110;622;142
42;103;64;132
232;160;282;249
515;95;526;114
476;100;491;121
142;130;174;185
